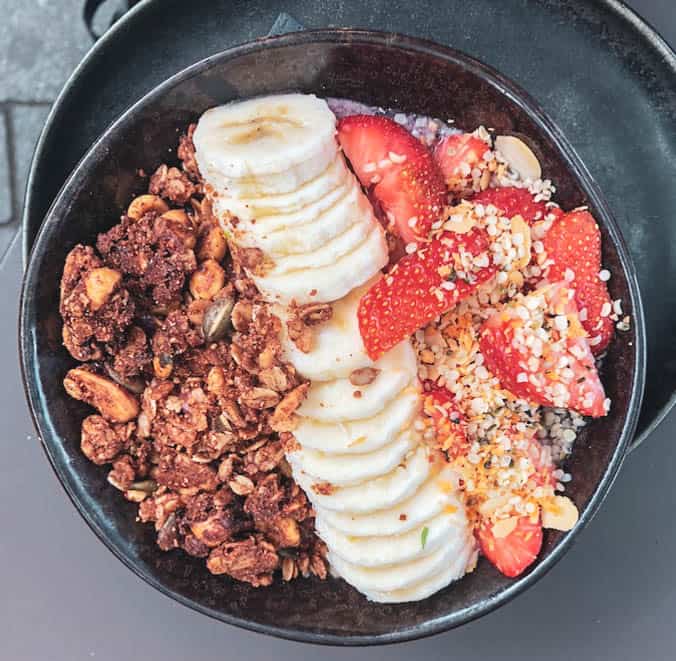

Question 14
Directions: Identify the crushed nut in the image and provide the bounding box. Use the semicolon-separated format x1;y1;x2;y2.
127;194;169;220
229;474;255;496
541;495;579;531
83;267;122;311
270;384;308;432
64;368;140;422
258;366;289;392
189;259;226;300
349;367;381;386
240;387;281;410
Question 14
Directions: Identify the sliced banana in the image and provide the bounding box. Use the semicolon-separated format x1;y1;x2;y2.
252;223;388;305
298;343;417;422
217;167;356;250
358;538;477;603
288;428;416;487
293;446;435;514
293;385;420;454
315;506;466;568
264;213;377;276
216;155;351;223
327;532;468;593
235;186;371;257
193;93;337;194
276;279;376;382
316;463;462;536
195;94;475;603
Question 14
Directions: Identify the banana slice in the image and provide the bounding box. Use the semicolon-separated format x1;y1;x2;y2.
293;386;420;454
193;93;337;195
216;165;356;250
216;155;350;224
293;446;436;514
316;463;462;536
288;428;416;487
232;183;370;257
276;279;374;382
252;223;388;305
315;506;467;568
222;161;354;238
327;531;469;593
359;538;478;603
263;215;376;276
298;344;417;422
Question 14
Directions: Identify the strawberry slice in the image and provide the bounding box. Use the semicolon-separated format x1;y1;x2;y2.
434;133;489;191
479;283;607;417
358;228;496;360
477;515;543;578
542;210;614;354
337;115;446;243
422;382;469;460
472;186;549;224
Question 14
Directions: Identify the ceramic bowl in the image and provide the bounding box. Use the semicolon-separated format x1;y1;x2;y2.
19;30;645;645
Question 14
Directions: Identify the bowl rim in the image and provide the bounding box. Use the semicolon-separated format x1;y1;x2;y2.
19;28;647;646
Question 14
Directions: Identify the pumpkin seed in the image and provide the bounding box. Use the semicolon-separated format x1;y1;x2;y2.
104;363;145;394
202;295;235;343
129;479;158;494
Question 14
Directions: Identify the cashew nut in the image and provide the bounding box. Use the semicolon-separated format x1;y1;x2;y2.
64;368;140;422
127;194;169;220
84;267;122;311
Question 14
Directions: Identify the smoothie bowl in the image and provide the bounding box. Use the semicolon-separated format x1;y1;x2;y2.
19;29;645;644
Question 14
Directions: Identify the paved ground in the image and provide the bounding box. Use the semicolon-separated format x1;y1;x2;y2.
0;0;104;256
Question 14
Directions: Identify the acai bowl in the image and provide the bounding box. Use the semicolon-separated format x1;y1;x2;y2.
20;30;645;644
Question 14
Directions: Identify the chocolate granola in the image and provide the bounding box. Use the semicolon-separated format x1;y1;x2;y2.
59;125;327;587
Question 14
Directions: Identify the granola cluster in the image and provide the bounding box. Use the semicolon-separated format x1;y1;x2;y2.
59;125;327;587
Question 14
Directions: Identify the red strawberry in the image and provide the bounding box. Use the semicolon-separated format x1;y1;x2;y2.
477;515;543;578
479;283;607;417
542;210;614;354
422;382;469;460
434;133;489;191
337;115;446;243
358;228;496;360
472;186;549;224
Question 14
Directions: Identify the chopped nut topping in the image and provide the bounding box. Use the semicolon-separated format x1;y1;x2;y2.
348;367;380;386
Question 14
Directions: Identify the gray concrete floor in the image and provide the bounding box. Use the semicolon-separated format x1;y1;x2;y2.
0;0;89;252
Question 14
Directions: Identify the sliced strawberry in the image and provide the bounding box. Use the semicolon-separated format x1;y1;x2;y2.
472;186;548;224
542;210;614;354
337;115;446;243
479;283;607;417
358;228;496;360
422;382;469;460
477;515;543;578
434;133;489;191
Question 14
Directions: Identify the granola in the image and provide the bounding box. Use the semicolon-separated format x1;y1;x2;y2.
59;127;326;587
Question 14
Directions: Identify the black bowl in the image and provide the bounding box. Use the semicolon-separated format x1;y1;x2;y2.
19;29;645;645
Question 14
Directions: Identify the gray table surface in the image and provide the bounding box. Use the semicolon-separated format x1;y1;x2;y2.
2;1;675;659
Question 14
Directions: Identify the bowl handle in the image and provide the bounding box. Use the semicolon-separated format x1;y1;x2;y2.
82;0;140;40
